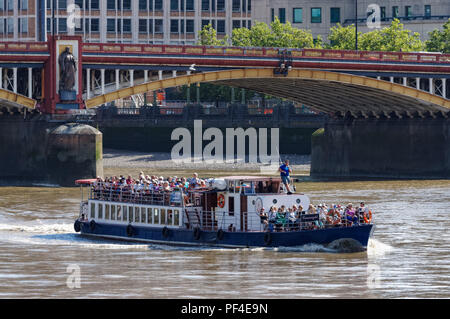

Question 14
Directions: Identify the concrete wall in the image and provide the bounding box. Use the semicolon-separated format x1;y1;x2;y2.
311;117;450;179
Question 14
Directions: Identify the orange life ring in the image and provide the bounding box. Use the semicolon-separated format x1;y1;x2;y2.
217;194;225;208
364;210;372;224
327;209;341;224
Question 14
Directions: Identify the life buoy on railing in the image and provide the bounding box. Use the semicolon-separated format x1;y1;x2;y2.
217;194;225;208
74;220;81;232
89;220;96;231
162;226;170;238
193;227;201;240
327;210;341;225
364;210;373;224
217;229;224;241
126;224;134;237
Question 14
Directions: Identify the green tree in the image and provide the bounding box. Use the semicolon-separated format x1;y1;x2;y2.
231;17;318;48
328;19;424;52
197;24;228;46
426;19;450;53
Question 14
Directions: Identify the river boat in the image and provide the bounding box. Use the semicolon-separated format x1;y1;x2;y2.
73;176;374;249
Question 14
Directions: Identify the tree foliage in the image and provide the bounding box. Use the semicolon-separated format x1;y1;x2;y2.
328;19;424;52
426;18;450;53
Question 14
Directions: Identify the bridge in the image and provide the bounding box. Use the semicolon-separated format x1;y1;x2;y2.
0;35;450;117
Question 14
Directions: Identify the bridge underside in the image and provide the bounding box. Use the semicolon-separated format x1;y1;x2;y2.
86;69;450;117
214;78;450;116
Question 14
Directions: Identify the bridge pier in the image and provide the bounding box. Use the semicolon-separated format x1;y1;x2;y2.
0;116;103;186
311;116;450;179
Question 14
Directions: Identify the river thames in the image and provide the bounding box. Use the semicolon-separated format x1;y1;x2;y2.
0;166;448;298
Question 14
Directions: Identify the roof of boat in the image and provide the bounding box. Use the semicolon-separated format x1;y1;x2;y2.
75;178;97;185
220;176;281;181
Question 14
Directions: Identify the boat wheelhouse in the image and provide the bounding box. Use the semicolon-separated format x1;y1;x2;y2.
74;176;374;248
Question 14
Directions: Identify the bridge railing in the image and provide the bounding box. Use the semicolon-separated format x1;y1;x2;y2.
81;42;450;64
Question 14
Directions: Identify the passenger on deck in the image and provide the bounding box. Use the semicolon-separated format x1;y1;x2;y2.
279;160;293;195
259;208;269;230
344;203;358;226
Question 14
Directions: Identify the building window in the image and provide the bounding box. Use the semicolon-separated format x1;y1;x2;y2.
91;0;99;9
278;8;286;23
121;0;131;10
425;5;431;18
217;0;225;11
107;0;115;10
75;0;83;9
217;20;225;33
311;8;322;23
330;7;340;23
186;19;194;33
58;18;67;32
90;18;99;32
202;19;210;29
232;0;240;12
19;0;28;10
392;6;399;18
380;6;386;20
139;19;147;33
170;0;178;11
405;6;412;18
271;8;274;22
170;19;179;33
292;8;303;23
155;19;163;33
107;18;115;32
122;19;131;32
186;0;194;11
19;17;28;33
155;0;162;10
57;0;67;10
202;0;209;11
139;0;147;10
232;20;240;29
0;19;4;34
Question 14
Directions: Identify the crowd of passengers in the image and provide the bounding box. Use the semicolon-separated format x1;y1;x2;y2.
92;172;208;196
259;202;372;231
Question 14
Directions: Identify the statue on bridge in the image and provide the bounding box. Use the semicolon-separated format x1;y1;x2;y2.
58;47;77;93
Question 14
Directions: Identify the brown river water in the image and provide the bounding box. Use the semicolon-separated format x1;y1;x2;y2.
0;168;449;298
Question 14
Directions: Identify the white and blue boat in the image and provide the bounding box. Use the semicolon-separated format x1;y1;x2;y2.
74;176;374;249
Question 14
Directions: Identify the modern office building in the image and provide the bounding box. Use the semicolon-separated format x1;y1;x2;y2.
0;0;449;44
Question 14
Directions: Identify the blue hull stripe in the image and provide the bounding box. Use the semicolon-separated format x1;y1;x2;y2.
79;221;373;248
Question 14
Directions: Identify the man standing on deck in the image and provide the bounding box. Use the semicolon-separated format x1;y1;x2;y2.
279;160;293;194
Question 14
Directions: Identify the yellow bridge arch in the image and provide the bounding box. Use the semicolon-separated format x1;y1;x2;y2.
85;68;450;115
0;88;36;110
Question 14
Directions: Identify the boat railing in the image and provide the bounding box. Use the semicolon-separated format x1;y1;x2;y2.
188;210;372;232
89;187;183;207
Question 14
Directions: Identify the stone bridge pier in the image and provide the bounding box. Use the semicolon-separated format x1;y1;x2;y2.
311;116;450;179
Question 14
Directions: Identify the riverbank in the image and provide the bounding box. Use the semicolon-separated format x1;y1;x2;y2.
103;148;311;177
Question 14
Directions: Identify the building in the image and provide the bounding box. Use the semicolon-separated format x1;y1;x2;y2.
253;0;450;41
0;0;449;44
0;0;252;44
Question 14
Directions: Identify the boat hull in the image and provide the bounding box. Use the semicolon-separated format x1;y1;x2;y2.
78;220;374;249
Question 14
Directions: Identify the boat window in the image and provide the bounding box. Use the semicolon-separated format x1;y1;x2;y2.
161;209;166;225
135;207;140;223
153;208;159;224
117;206;122;220
168;209;173;225
229;197;234;216
174;209;180;226
147;208;153;224
90;202;95;219
122;206;128;222
141;207;146;223
98;204;103;219
228;181;235;193
105;204;110;219
129;206;134;222
111;205;116;220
